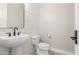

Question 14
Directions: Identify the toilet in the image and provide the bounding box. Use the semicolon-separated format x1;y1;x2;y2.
31;34;50;55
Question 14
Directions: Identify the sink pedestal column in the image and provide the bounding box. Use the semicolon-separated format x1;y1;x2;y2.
9;48;12;55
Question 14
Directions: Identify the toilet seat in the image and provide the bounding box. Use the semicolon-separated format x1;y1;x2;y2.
37;42;50;50
38;42;50;48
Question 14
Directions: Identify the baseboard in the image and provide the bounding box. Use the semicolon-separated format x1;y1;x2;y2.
50;47;74;55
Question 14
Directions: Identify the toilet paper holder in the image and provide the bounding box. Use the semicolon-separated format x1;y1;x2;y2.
47;34;52;38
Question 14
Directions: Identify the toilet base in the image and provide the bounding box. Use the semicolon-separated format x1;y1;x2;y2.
36;49;49;55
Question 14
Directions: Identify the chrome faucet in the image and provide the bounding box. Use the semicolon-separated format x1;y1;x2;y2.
13;27;18;36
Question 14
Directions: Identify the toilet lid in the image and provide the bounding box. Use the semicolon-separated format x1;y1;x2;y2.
32;35;40;38
38;42;50;48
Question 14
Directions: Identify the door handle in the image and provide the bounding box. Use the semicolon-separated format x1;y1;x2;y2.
70;30;77;44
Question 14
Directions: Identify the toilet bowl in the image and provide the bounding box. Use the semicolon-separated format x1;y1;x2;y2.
31;34;50;55
37;42;50;55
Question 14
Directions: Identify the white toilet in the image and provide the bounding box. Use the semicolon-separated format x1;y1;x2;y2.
31;34;50;55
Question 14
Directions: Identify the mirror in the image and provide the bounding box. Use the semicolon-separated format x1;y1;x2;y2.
0;3;24;28
7;3;24;28
0;4;7;28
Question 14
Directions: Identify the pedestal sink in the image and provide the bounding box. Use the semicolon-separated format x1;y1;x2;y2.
0;34;31;48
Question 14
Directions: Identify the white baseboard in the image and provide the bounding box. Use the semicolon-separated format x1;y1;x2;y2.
50;47;74;55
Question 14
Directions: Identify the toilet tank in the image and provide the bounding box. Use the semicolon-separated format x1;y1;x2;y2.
31;34;40;45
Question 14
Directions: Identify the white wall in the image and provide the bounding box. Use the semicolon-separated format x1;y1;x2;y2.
22;3;40;34
39;3;75;53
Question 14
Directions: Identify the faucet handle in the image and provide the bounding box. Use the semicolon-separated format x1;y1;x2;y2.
5;32;11;37
17;32;21;35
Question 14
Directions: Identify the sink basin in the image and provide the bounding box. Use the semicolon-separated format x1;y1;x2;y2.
0;34;31;48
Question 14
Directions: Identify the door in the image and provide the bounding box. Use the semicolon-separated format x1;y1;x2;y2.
74;3;79;55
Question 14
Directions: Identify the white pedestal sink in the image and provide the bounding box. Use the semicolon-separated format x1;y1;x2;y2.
0;34;31;48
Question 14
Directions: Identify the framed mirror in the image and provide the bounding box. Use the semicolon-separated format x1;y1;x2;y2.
0;3;24;28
